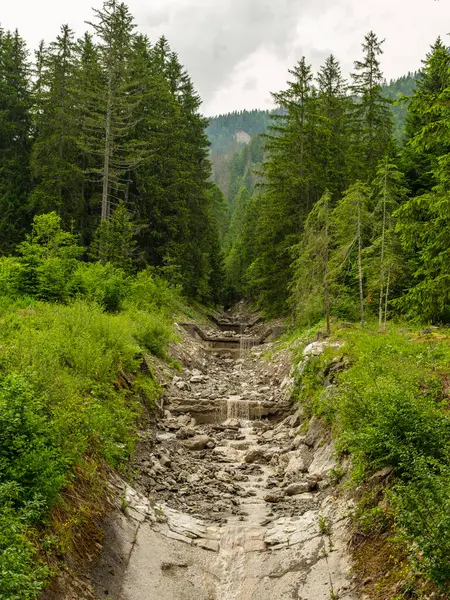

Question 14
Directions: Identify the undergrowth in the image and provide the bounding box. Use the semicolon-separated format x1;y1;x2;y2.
292;322;450;595
0;277;183;598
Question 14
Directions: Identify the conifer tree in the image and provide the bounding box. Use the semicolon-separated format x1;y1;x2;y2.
402;38;450;196
29;25;84;220
366;159;406;327
291;191;333;331
247;58;319;313
0;27;32;251
86;0;143;221
332;182;371;328
350;32;393;181
90;201;137;271
316;55;351;195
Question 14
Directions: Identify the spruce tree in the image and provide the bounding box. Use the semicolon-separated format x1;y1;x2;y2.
332;182;371;328
90;201;137;271
316;55;351;196
29;25;84;220
350;32;393;181
0;27;32;251
402;38;450;196
86;0;143;221
366;159;407;327
248;58;319;314
291;191;333;331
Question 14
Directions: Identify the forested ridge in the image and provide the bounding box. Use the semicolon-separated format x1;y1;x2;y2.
1;2;450;598
222;35;450;325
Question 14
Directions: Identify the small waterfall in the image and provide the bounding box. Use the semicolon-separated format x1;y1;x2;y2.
218;398;263;421
239;335;257;359
227;397;250;420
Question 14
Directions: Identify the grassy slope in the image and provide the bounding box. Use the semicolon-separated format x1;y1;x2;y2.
0;279;187;599
289;321;450;598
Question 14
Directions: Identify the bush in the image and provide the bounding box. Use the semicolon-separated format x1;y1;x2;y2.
69;262;129;311
0;375;66;511
127;268;184;317
0;256;24;298
0;507;49;600
0;297;174;597
131;310;175;358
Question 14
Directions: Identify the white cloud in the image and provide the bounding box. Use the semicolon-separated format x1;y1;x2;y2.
2;0;450;115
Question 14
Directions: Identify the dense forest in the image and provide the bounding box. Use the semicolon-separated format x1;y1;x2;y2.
207;73;418;194
221;36;450;325
0;2;224;302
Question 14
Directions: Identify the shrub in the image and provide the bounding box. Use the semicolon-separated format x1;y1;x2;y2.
0;375;66;511
0;507;49;600
127;268;184;317
69;262;129;311
130;310;175;358
0;257;24;298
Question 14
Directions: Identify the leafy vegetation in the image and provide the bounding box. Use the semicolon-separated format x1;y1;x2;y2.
294;323;450;591
0;213;184;598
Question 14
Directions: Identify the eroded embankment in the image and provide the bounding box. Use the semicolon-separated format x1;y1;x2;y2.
91;322;359;600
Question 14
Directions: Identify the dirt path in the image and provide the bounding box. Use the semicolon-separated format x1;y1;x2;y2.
93;323;359;600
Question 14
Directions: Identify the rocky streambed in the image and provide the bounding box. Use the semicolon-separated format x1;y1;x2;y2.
92;324;359;600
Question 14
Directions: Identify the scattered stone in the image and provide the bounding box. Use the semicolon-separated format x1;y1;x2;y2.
177;380;189;390
176;427;197;439
160;562;188;571
264;490;284;503
194;539;219;552
368;466;393;482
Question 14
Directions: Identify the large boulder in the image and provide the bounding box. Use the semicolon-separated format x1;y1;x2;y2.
244;448;269;464
284;482;310;496
284;449;309;478
182;435;211;451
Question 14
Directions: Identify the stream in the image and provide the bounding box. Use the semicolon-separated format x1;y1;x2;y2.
92;319;358;600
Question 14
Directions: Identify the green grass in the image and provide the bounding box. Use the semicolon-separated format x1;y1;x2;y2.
292;321;450;591
0;284;181;598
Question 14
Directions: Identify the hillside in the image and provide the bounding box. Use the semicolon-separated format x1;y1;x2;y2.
207;72;419;162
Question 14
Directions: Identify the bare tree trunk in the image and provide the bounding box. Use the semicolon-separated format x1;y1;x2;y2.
384;268;391;330
378;164;388;328
357;204;365;329
324;198;331;335
101;72;113;222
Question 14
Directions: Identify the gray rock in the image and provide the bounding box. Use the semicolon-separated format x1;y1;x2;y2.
288;411;303;428
244;448;268;464
264;490;284;503
176;427;197;439
284;450;308;478
285;482;310;496
182;435;211;451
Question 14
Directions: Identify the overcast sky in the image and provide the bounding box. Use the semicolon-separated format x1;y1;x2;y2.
2;0;450;115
